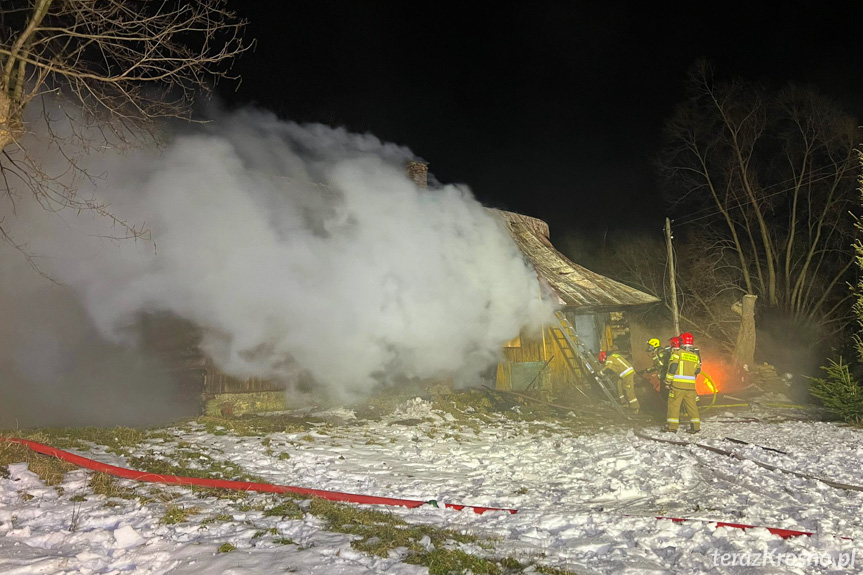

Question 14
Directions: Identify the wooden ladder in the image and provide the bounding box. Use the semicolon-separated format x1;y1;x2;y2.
552;311;627;416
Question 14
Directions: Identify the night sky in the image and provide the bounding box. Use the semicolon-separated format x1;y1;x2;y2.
220;2;863;243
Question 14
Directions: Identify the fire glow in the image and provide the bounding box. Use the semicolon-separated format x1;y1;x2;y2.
697;359;737;395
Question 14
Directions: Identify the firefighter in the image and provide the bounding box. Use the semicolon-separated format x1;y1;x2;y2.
679;332;701;361
677;331;703;405
664;332;701;433
599;350;640;413
657;336;680;401
644;338;671;387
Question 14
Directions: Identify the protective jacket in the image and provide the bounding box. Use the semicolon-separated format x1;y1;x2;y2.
665;346;702;431
665;347;701;390
603;353;634;379
648;347;671;379
602;353;639;411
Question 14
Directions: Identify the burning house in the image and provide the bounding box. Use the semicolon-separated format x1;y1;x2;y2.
489;209;659;396
141;161;659;414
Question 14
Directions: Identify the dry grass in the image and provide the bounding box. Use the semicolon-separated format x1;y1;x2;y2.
129;452;264;483
161;504;201;524
0;438;77;485
306;496;575;574
88;472;137;499
263;499;304;520
0;402;585;573
197;415;320;436
16;427;150;454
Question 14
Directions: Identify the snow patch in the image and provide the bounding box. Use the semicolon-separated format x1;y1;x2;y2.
113;525;145;549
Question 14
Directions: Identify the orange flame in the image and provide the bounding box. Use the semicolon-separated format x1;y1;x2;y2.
697;359;740;395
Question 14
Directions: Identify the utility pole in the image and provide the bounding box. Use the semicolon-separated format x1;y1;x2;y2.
665;218;680;334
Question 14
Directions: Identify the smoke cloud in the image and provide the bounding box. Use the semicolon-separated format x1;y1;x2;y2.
0;105;553;424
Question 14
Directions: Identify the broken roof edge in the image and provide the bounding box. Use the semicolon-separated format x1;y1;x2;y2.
489;208;661;309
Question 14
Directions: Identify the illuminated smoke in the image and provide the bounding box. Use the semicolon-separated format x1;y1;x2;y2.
0;104;554;422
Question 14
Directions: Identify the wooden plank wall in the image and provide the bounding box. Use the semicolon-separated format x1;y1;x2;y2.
498;329;542;390
139;312;285;397
496;313;632;395
497;326;588;393
202;360;285;396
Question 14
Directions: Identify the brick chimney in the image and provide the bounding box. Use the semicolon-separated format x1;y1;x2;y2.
405;160;428;188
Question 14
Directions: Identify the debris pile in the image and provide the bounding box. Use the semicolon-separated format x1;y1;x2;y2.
747;363;791;394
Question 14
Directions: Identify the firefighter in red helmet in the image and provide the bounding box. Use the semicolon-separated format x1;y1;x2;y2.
679;332;702;362
664;333;701;433
678;331;704;402
599;350;640;413
667;336;681;374
664;337;681;395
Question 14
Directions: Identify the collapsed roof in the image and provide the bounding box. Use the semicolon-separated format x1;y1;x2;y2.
491;209;660;312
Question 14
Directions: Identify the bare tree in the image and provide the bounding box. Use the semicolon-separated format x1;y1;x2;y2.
600;232;744;352
658;62;860;345
0;0;249;261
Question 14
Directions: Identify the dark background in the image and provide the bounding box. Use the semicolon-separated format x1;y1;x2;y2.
220;1;863;244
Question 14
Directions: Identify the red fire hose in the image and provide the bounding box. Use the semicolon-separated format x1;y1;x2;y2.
644;515;852;540
3;437;852;540
1;437;516;514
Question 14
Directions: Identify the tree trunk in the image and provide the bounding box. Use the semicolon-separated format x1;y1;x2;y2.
732;294;757;372
0;89;13;151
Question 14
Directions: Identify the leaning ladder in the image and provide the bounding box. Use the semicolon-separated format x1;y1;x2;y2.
548;320;587;383
551;311;628;416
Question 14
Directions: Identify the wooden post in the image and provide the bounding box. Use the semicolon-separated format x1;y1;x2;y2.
665;218;680;334
732;294;758;372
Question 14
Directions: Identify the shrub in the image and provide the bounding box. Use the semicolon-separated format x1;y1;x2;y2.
810;358;863;423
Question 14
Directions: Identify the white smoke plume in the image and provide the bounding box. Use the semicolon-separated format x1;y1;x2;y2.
0;104;554;422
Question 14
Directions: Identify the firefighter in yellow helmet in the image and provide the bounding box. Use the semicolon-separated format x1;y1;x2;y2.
664;333;701;433
599;350;640;413
645;338;667;370
644;338;671;392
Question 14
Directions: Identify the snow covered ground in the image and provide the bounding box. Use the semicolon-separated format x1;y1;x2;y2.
1;397;862;574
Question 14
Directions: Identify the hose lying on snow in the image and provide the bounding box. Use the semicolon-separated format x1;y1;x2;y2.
0;437;516;514
5;437;851;540
633;429;863;493
635;515;853;541
723;437;789;455
631;430;857;540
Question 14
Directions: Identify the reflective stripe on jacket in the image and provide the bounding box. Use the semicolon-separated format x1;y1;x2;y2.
665;348;701;389
652;348;670;371
652;348;671;379
603;353;634;379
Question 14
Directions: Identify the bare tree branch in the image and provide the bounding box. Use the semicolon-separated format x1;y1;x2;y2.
0;0;250;270
657;62;859;348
